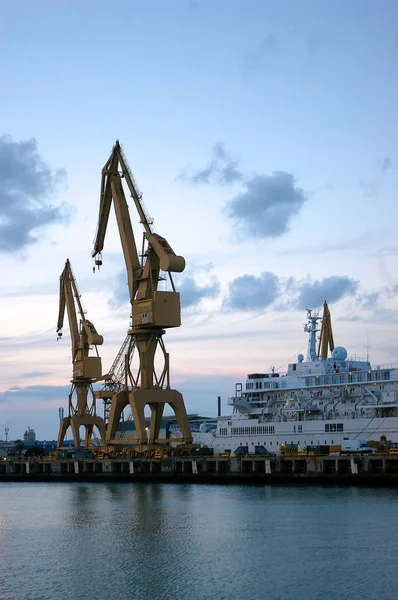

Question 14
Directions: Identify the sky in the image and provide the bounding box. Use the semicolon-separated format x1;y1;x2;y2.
1;0;398;440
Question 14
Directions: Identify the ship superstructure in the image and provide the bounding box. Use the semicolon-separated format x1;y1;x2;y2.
194;302;398;454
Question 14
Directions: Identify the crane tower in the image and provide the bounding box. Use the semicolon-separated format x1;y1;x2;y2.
92;140;192;445
56;259;106;449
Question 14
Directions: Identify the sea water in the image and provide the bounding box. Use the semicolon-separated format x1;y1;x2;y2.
0;483;397;600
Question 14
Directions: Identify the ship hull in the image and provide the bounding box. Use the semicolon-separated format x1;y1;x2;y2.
192;415;398;455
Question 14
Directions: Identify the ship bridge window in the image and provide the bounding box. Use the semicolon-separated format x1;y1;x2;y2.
325;423;344;433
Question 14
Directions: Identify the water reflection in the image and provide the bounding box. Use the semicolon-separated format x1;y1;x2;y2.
1;484;398;600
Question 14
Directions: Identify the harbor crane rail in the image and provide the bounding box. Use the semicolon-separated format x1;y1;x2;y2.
56;259;106;449
92;140;192;445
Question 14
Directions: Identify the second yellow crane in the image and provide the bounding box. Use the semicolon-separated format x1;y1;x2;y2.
56;259;106;449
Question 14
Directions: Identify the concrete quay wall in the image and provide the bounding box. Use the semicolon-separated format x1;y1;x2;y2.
1;455;398;485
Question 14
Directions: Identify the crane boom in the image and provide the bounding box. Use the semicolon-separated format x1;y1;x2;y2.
115;140;152;235
57;259;87;359
317;300;335;360
92;140;185;303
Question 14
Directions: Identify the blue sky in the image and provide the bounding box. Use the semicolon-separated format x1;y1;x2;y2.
1;0;398;440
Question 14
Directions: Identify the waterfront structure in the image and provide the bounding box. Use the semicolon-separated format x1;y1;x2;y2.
115;414;215;443
192;303;398;455
23;427;36;443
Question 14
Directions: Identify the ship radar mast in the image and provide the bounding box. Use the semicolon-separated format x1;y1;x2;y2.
304;309;321;361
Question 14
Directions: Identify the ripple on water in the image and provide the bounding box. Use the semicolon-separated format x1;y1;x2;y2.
0;483;398;600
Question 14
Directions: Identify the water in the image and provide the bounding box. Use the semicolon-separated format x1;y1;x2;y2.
0;483;397;600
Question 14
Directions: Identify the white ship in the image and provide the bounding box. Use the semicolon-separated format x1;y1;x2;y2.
193;302;398;455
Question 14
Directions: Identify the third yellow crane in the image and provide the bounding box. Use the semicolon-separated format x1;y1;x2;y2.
317;300;335;360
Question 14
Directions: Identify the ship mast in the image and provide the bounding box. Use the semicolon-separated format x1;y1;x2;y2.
304;309;321;361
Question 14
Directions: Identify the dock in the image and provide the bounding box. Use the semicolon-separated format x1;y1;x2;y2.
2;454;398;485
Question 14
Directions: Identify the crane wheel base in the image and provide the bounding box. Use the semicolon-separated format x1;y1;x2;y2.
57;415;106;450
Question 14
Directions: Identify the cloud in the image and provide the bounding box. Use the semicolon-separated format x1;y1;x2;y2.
376;155;393;174
359;155;394;198
108;269;130;308
337;315;363;323
0;134;68;253
179;274;220;308
222;272;358;313
242;34;279;73
377;247;398;257
225;171;307;239
183;142;242;186
0;384;70;403
359;179;377;197
109;264;220;310
356;291;379;310
20;371;53;379
168;327;281;345
182;143;307;239
296;276;358;310
0;330;54;353
385;284;398;299
224;272;280;311
279;235;367;257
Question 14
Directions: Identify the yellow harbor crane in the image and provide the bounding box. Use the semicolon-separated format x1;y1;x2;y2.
317;300;335;360
92;140;192;445
56;259;106;449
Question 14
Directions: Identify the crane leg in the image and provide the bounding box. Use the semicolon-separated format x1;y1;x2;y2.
128;388;193;444
105;390;129;444
70;420;81;448
85;425;94;448
148;402;164;443
167;390;193;443
57;416;106;449
128;390;148;443
57;417;71;449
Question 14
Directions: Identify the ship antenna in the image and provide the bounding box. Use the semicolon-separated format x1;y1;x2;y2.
304;307;321;362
